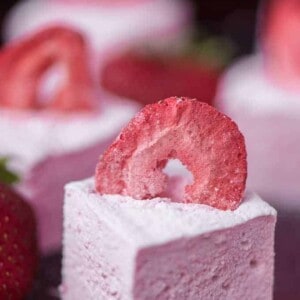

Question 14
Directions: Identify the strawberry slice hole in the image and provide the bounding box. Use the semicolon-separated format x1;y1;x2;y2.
163;159;194;203
37;63;66;106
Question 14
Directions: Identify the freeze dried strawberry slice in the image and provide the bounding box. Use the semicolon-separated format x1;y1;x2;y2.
0;26;96;111
262;0;300;87
96;97;247;210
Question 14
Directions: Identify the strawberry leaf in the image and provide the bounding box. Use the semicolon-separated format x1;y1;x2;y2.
0;157;20;185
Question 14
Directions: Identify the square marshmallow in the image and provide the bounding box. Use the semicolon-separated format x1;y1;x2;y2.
0;98;138;253
62;178;276;300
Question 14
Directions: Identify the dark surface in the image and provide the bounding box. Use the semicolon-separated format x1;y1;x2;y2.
26;252;62;300
193;0;259;55
274;208;300;300
0;0;17;29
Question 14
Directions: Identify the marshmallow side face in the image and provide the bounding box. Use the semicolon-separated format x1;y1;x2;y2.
216;55;300;206
134;216;275;299
62;178;276;299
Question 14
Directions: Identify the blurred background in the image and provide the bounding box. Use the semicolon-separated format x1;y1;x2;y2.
0;1;299;300
0;0;260;56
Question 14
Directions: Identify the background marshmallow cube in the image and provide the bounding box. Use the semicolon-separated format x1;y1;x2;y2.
0;99;138;253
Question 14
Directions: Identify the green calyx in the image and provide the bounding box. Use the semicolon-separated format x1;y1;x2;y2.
0;157;20;185
182;28;237;69
188;37;235;69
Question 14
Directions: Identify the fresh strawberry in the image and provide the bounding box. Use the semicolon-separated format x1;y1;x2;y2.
0;183;38;300
100;51;220;106
96;97;247;210
0;26;97;112
262;0;300;88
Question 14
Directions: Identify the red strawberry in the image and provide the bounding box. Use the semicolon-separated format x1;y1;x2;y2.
0;183;38;300
96;97;247;210
262;0;300;88
0;26;97;112
100;51;220;106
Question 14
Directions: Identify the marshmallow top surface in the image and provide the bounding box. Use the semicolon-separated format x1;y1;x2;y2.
65;178;276;248
0;95;138;175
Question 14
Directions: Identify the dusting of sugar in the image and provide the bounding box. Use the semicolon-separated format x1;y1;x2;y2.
66;178;276;248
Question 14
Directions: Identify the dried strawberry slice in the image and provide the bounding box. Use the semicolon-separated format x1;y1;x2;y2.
262;0;300;87
96;97;247;210
0;26;97;111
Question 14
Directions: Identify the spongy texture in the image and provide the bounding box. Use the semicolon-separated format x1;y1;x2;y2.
0;26;96;111
134;217;275;300
96;97;247;210
62;179;276;300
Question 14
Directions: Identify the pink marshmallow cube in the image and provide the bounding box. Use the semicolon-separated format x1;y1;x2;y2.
0;98;138;254
216;55;300;206
62;178;276;299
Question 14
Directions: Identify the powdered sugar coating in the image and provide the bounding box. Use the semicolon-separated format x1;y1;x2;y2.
62;178;276;299
66;178;276;248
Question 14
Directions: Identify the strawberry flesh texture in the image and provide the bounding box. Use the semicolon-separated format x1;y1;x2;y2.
0;26;97;112
101;52;220;106
96;97;247;210
0;184;38;300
